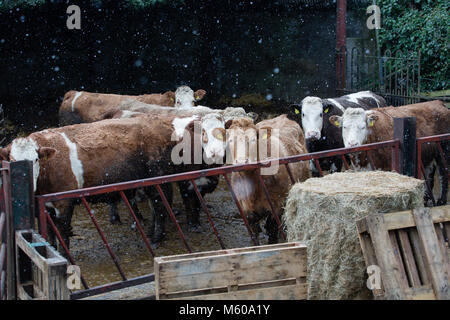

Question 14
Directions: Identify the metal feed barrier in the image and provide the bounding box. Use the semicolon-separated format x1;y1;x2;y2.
0;122;448;299
34;138;401;299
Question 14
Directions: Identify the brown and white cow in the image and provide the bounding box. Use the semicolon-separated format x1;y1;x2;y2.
58;90;179;125
58;86;207;126
330;100;450;205
225;114;310;243
0;113;224;246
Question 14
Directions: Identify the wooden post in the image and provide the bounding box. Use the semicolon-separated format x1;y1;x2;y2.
3;160;34;300
393;117;416;177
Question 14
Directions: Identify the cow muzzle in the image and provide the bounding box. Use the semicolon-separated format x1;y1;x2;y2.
305;131;321;140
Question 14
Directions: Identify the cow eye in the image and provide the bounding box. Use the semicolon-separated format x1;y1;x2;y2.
302;113;305;117
320;113;323;118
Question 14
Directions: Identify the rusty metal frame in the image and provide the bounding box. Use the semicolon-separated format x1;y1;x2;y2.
32;139;400;298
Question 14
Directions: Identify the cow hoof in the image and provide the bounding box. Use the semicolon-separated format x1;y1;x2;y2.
110;219;122;225
437;199;447;206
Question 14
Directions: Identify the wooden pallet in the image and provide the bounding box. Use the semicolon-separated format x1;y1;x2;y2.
155;242;307;300
356;206;450;300
15;229;69;300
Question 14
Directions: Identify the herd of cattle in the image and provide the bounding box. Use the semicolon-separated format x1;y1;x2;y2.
0;86;448;248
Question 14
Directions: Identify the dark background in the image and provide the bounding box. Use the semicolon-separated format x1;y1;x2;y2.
0;0;367;135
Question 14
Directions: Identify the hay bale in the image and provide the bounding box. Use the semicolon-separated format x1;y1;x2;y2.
283;171;424;300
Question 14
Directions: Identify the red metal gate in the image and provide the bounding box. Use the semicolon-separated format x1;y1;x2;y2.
34;139;400;299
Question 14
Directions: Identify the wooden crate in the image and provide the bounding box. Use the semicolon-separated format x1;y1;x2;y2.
155;242;307;300
15;229;69;300
356;206;450;300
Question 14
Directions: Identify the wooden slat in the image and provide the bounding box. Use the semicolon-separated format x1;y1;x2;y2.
388;231;409;289
404;285;436;300
357;206;450;233
408;228;431;286
175;283;308;300
356;230;384;298
155;242;307;300
156;244;306;295
397;229;421;287
434;224;450;276
365;213;406;299
412;207;450;300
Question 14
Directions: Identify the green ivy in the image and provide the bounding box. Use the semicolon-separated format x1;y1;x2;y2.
378;0;449;91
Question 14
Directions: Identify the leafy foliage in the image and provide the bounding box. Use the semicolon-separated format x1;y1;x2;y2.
378;0;449;91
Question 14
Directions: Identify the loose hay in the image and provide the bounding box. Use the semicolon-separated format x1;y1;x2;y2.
283;171;424;300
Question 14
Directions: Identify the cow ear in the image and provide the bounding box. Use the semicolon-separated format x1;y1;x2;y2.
166;91;175;103
38;147;57;160
225;119;234;129
289;104;302;116
366;113;379;127
329;115;342;128
0;146;11;161
194;89;206;101
247;112;259;122
322;101;333;114
259;127;272;140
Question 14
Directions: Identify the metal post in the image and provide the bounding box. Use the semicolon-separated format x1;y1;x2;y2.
336;0;347;91
393;117;417;176
2;160;34;300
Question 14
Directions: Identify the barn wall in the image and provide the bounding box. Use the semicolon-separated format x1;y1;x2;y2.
0;1;367;133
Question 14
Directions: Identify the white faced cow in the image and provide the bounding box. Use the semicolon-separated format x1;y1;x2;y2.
290;91;386;176
330;100;450;206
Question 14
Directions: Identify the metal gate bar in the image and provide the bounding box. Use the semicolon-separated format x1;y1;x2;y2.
155;184;192;253
222;173;259;246
189;179;225;249
256;170;287;240
44;208;89;289
80;197;127;281
119;191;155;258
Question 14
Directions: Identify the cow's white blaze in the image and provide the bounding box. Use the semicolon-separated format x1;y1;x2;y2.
301;96;324;140
201;113;226;163
172;115;199;139
58;132;84;189
340;108;371;148
226;126;258;165
71;91;83;111
10;138;40;191
174;86;196;109
344;91;377;106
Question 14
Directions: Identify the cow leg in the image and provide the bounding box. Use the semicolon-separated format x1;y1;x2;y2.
49;200;75;254
146;184;173;244
264;214;279;244
310;160;320;177
108;201;121;225
435;154;448;206
424;162;436;207
331;156;343;173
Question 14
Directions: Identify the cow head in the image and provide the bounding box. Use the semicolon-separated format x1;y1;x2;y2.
174;85;206;108
225;118;258;165
297;96;336;141
0;138;56;191
329;108;379;148
200;113;226;162
171;114;226;164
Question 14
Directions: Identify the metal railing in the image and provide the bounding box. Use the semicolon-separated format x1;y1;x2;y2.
34;139;400;298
